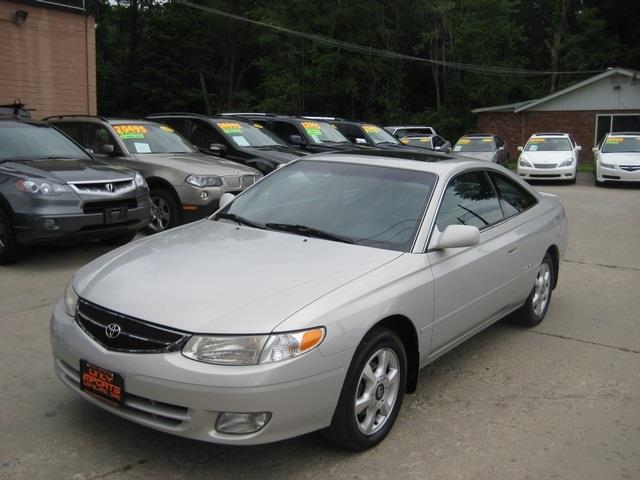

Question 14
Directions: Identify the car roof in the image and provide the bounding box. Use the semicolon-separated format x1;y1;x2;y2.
44;115;160;126
401;134;436;138
530;132;570;137
462;133;497;138
0;118;48;127
606;132;640;136
385;125;434;129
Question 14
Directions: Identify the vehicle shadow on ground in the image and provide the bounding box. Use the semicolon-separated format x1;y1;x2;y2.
54;319;526;478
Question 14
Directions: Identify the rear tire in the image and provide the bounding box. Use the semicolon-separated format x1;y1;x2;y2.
0;206;24;265
323;327;407;451
145;189;179;234
100;230;137;246
512;253;555;327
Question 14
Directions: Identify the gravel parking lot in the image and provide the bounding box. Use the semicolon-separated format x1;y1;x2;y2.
1;172;639;480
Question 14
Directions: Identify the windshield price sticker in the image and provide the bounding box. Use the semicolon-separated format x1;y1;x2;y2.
530;137;546;143
458;138;471;145
400;138;410;144
363;125;380;133
114;125;147;139
160;125;174;133
606;137;624;143
254;123;264;129
481;138;493;142
217;122;243;134
302;122;322;135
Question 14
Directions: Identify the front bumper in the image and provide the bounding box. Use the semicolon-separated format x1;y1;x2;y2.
13;195;152;245
517;165;576;181
50;301;347;445
596;164;640;183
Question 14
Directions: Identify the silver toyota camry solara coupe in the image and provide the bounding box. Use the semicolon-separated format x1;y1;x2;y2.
51;153;568;451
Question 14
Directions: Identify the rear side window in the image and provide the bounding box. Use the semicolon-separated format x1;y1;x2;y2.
271;121;300;143
435;171;504;231
489;172;537;217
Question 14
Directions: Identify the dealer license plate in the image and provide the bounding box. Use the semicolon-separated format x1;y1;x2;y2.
80;360;124;407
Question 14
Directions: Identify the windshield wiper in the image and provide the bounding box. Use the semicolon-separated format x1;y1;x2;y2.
265;223;354;244
215;212;265;229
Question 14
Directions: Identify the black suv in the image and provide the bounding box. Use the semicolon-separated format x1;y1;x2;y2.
222;114;371;154
0;116;152;264
147;112;307;173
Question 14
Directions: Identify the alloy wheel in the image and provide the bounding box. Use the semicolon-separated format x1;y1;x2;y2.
354;347;400;435
0;215;6;252
532;262;551;316
150;196;171;232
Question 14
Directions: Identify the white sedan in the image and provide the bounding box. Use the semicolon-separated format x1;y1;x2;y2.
517;133;581;183
51;154;567;451
593;133;640;185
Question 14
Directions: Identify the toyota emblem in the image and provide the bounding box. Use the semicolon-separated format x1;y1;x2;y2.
106;183;115;193
105;323;121;339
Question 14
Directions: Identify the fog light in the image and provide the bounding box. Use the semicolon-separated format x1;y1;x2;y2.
43;219;59;230
215;412;271;434
200;191;209;199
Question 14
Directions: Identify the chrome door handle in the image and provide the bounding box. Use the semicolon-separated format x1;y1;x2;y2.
507;246;518;255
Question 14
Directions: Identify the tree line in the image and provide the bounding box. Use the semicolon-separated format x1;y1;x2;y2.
96;0;640;140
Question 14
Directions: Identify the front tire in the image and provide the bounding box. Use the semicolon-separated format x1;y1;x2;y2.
323;327;407;451
146;189;179;234
512;253;555;327
0;206;24;265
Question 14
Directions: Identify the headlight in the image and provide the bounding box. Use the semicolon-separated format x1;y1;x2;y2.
15;179;71;196
558;158;574;167
63;281;79;317
182;327;325;365
519;158;532;167
185;174;222;187
600;160;616;169
134;173;147;188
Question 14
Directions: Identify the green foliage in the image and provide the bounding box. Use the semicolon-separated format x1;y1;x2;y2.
95;0;640;140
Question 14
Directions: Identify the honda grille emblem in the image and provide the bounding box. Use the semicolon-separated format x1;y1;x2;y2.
105;323;121;339
106;183;116;193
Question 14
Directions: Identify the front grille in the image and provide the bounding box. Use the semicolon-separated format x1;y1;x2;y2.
83;199;138;214
242;175;256;188
223;176;242;189
533;163;557;169
619;165;640;172
531;174;561;178
56;359;190;427
70;179;135;195
76;298;189;353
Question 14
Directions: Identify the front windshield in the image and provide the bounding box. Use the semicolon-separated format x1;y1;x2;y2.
401;136;433;148
362;124;399;144
453;137;495;152
602;135;640;153
0;122;91;161
215;121;281;147
223;160;436;252
525;137;571;151
113;123;196;154
300;121;350;144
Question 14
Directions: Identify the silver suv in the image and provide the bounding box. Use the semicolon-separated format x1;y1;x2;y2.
47;116;262;232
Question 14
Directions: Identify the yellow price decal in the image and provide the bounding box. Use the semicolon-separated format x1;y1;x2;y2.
217;122;243;133
160;125;174;132
606;137;624;143
362;125;380;133
481;138;493;142
530;137;546;143
254;123;264;129
114;125;147;139
301;122;321;130
400;138;409;144
458;138;470;145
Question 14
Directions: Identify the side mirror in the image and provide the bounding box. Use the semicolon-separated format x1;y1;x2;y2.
102;144;115;155
517;146;523;152
431;225;480;250
355;137;368;145
575;145;582;151
218;192;235;210
209;143;227;155
289;134;305;146
498;145;505;150
592;147;599;153
85;147;94;154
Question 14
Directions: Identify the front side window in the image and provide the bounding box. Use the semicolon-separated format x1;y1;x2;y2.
223;160;437;252
435;171;503;231
299;121;350;144
489;172;537;218
189;120;224;149
87;124;117;155
272;121;300;142
0;122;92;161
601;135;640;153
525;137;572;152
113;123;196;154
453;137;495;153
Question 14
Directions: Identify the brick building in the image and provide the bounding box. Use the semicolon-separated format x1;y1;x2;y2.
473;68;640;163
0;0;96;119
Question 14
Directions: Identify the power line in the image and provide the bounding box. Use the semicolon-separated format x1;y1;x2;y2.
174;0;605;77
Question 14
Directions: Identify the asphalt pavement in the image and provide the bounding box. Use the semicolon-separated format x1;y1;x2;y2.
1;172;639;480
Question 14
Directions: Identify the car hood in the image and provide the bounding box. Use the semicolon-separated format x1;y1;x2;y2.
460;151;496;161
521;151;573;163
3;158;134;183
245;146;306;163
74;220;403;334
132;153;258;175
600;152;640;165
